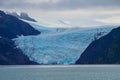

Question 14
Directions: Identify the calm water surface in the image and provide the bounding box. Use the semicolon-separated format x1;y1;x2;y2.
0;65;120;80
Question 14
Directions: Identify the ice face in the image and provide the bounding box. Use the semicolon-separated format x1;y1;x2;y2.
14;21;116;64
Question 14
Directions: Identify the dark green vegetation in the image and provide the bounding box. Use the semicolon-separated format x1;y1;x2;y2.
0;37;38;65
76;27;120;64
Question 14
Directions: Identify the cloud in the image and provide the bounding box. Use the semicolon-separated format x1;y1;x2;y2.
0;0;120;10
96;15;120;24
57;0;120;9
0;0;120;27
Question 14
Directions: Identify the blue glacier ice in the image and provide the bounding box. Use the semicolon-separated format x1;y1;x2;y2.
13;20;117;64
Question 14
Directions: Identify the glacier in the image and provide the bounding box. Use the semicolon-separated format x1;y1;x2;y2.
13;20;117;64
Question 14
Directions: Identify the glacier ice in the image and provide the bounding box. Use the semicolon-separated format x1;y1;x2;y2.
14;21;116;64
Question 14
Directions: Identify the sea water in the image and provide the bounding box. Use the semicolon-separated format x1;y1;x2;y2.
0;65;120;80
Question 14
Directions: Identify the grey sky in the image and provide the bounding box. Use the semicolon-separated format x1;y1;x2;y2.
0;0;120;28
0;0;120;10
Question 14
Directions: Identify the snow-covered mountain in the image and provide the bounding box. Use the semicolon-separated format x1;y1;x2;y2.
7;12;36;22
14;20;117;64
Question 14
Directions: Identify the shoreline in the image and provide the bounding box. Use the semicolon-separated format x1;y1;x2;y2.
0;65;120;68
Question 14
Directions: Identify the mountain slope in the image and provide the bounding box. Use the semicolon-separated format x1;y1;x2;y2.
0;37;38;65
0;10;40;65
0;10;40;39
76;26;120;64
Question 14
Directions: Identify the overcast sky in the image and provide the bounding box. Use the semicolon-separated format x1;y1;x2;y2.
0;0;120;28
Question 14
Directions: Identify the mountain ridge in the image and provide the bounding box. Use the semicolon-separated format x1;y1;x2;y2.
7;12;36;22
0;10;40;39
